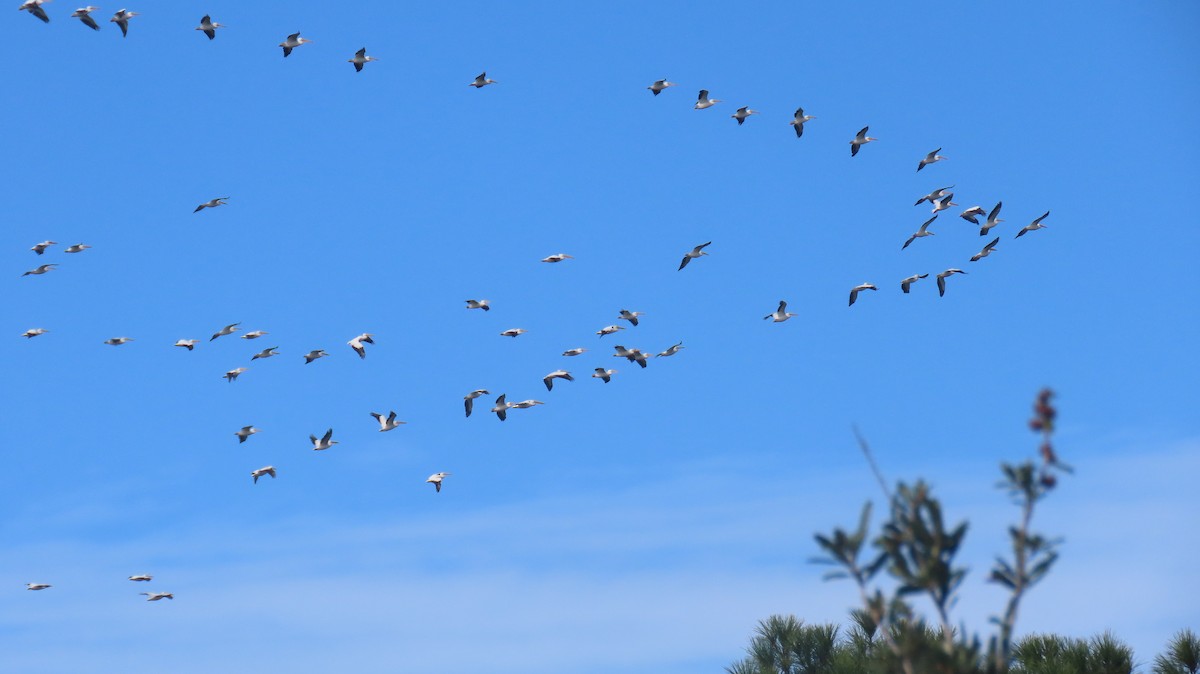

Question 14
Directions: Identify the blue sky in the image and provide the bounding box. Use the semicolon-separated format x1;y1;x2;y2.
2;1;1198;672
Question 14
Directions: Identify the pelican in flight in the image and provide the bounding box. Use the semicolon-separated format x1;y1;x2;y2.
902;216;937;250
65;243;91;253
26;583;51;591
310;428;337;451
469;72;496;88
19;0;50;23
562;348;587;357
647;79;676;96
596;325;624;338
789;107;815;138
915;185;954;206
251;466;276;484
850;127;877;157
241;330;269;340
104;337;134;345
543;370;573;391
235;426;259;443
656;342;684;358
917;148;948;172
541;253;573;263
679;241;712;270
465;299;490;311
464;389;489;417
174;339;198;352
140;592;174;601
370;411;406;431
210;323;239;341
618;310;645;326
731;107;759;125
960;206;986;224
970;237;1000;262
936;268;967;297
22;264;57;276
490;394;513;421
900;274;929;294
31;240;56;255
128;575;152;582
251;346;279;360
280;32;313;57
848;283;877;307
980;202;1004;236
223;367;247;382
72;6;100;30
511;400;544;409
196;14;224;40
931;193;958;215
592;368;617;383
349;47;378;72
194;197;228;213
499;328;527;338
426;472;451;492
694;90;721;110
23;328;48;338
348;333;374;359
303;349;329;364
612;346;649;368
110;9;138;37
764;300;799;323
1016;211;1050;238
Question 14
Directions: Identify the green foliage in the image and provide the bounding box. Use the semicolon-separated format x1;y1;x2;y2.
1153;629;1200;674
1009;632;1134;674
725;614;841;674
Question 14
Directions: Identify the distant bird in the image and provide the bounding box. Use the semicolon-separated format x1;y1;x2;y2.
970;237;1001;262
210;323;240;341
22;264;57;276
917;148;948;172
196;14;224;40
72;6;100;30
280;32;313;57
850;127;877;157
110;9;138;37
490;394;513;421
764;300;799;323
959;206;986;224
104;337;134;345
251;466;276;484
235;426;259;443
562;348;587;357
64;243;91;253
128;575;152;582
23;328;48;339
30;240;56;255
656;342;684;358
224;367;247;382
931;193;958;215
510;399;544;409
592;367;617;383
694;90;721;110
499;328;527;338
310;428;337;451
348;47;378;72
465;299;490;311
348;333;374;359
541;253;573;263
900;274;929;294
140;592;174;601
679;241;712;270
617;310;645;326
980;202;1004;236
18;0;50;23
463;389;489;417
647;79;676;96
241;331;269;340
848;283;877;307
789;107;816;138
426;472;451;492
469;71;496;88
936;268;967;297
194;197;228;213
596;325;624;338
26;583;51;591
1016;211;1050;238
612;345;649;368
731;106;759;125
543;370;574;391
370;411;406;432
251;346;279;360
915;185;954;206
303;349;328;364
902;216;938;250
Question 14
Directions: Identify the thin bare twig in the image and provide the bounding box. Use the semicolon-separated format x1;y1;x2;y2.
852;424;892;503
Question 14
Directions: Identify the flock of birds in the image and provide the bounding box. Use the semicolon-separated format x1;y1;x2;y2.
15;4;1053;603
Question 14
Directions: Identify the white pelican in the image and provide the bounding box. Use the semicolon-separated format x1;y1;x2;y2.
647;79;676;96
19;0;50;23
764;300;798;323
900;274;929;294
23;328;48;338
970;237;1000;262
679;241;712;270
30;240;56;255
960;206;986;224
235;426;259;443
104;337;134;345
303;350;328;364
592;367;617;383
618;310;645;326
465;299;490;311
543;370;573;391
936;268;967;297
694;90;721;110
464;389;489;417
223;367;247;382
917;148;948;172
22;264;57;276
241;330;268;340
469;72;496;88
731;107;759;125
980;202;1004;236
902;215;937;250
251;346;279;360
931;193;958;214
110;9;137;37
562;348;587;357
596;325;624;338
196;14;224;40
72;6;100;30
310;428;337;451
612;346;649;369
490;393;513;421
848;283;877;307
348;333;374;359
370;411;406;431
194;197;228;213
210;323;239;341
64;243;91;253
26;583;51;591
426;472;451;492
1016;211;1050;238
656;342;684;358
128;575;152;582
915;185;954;206
786;108;816;139
348;47;377;71
499;328;527;338
280;32;313;57
511;399;544;409
140;592;174;601
541;253;573;263
850;127;877;157
251;466;276;484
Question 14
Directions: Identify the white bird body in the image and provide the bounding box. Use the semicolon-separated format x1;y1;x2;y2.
731;106;759;125
23;264;57;276
612;345;650;368
65;243;91;253
224;367;248;382
764;300;799;323
592;368;617;383
23;328;49;338
465;299;490;311
1016;210;1050;238
694;89;721;110
236;426;259;443
917;148;948;171
303;350;328;364
348;333;374;359
241;331;268;340
980;202;1004;236
251;466;276;483
970;237;1000;262
931;193;958;214
72;6;100;30
194;197;229;213
210;323;240;341
490;393;514;421
469;72;496;88
30;240;56;255
562;348;587;356
140;592;174;601
647;79;676;95
20;0;50;23
26;583;51;591
104;337;134;345
617;310;645;326
656;342;684;358
678;241;712;270
499;328;527;338
511;399;544;409
280;32;313;57
936;268;967;297
596;325;624;338
310;428;337;451
900;274;929;294
541;253;574;263
110;8;138;37
959;206;986;224
348;47;378;72
848;283;877;307
371;411;406;431
251;346;279;360
850;126;877;156
902;215;938;250
543;370;574;391
464;389;489;417
426;472;451;492
915;185;954;206
196;14;224;40
790;107;815;138
128;575;153;582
